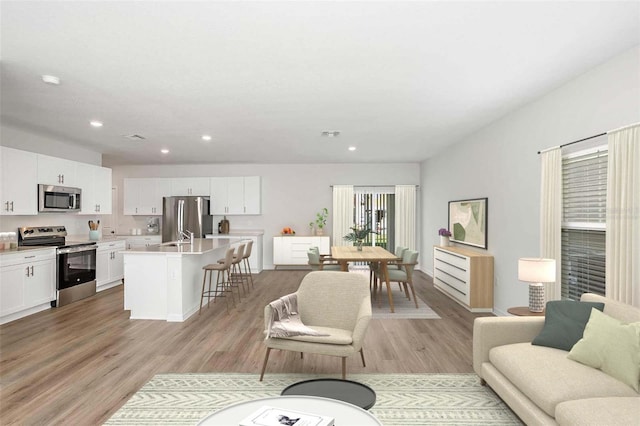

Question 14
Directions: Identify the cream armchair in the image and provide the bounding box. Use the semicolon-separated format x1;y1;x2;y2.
260;271;372;381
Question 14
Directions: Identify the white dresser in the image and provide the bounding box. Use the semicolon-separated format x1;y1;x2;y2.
273;236;330;267
433;245;494;312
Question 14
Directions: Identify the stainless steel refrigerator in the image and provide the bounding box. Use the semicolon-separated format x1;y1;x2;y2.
162;196;212;242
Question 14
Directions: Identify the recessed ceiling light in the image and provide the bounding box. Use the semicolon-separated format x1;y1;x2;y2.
201;135;212;141
161;149;169;154
42;75;60;85
348;146;356;151
90;120;103;128
321;131;341;138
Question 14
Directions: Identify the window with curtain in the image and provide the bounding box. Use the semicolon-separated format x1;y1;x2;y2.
561;147;607;300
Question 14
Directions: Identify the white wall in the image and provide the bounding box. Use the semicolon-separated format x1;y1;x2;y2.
111;163;420;269
0;122;102;165
421;46;640;315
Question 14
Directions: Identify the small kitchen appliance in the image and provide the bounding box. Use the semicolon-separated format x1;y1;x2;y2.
147;217;159;234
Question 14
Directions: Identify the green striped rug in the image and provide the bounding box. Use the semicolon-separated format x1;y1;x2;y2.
106;373;521;425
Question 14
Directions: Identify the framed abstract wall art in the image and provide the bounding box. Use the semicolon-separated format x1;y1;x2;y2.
448;198;488;249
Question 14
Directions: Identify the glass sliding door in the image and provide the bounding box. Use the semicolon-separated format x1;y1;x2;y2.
353;187;395;250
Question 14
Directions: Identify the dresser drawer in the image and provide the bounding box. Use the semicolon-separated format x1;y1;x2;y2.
434;247;469;270
434;271;469;304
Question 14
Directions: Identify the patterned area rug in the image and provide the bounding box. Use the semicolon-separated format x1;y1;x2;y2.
372;286;441;319
106;373;521;425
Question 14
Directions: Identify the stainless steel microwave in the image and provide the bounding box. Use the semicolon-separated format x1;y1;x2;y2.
38;184;81;212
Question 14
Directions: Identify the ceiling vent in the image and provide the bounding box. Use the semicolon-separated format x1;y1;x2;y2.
321;131;340;138
123;134;146;141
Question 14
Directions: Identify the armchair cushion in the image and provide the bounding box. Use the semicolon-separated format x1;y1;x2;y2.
531;300;605;351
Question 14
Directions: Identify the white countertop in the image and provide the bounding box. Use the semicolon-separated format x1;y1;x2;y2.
123;237;243;255
0;246;56;256
66;235;129;244
206;229;264;236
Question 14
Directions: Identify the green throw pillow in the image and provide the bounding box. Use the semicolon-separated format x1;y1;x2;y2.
568;308;640;391
531;300;605;351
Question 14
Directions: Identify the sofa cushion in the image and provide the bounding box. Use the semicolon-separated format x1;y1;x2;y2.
555;397;640;426
531;300;605;351
489;343;638;417
568;308;640;391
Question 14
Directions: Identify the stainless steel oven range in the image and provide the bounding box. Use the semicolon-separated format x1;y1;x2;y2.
18;226;97;307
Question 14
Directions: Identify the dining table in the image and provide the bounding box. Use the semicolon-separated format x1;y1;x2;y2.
331;245;399;312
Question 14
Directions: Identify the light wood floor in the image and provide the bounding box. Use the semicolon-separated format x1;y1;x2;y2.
0;269;493;425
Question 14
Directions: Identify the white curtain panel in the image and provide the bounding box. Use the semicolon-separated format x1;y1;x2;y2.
394;185;416;251
332;185;354;247
540;147;562;301
606;124;640;307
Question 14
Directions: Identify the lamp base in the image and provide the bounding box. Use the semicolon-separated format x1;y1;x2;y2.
528;283;545;313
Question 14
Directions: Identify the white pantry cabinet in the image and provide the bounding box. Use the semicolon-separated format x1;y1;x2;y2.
171;178;210;196
123;178;172;215
0;147;38;215
210;176;261;215
77;163;112;214
96;240;125;291
0;249;56;324
273;236;330;266
37;154;78;187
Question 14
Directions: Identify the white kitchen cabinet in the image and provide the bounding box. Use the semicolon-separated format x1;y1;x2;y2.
273;236;330;266
37;154;78;186
171;178;210;196
0;249;56;324
96;240;125;291
77;163;112;215
210;176;261;215
0;146;38;215
125;235;162;250
123;178;171;215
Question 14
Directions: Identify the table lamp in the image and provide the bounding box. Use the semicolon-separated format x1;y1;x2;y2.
518;258;556;313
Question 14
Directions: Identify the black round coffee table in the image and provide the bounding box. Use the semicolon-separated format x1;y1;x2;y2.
281;378;376;410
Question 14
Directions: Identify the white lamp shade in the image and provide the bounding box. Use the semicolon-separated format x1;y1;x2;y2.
518;258;556;283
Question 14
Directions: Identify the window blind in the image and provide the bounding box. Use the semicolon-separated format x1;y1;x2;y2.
561;229;606;300
562;150;608;226
561;147;607;300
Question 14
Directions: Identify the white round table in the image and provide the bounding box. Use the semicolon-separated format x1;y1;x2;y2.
197;395;382;425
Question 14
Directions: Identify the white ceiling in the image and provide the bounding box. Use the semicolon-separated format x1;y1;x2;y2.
1;1;639;166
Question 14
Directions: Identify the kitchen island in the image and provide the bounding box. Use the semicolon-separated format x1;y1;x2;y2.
123;237;244;321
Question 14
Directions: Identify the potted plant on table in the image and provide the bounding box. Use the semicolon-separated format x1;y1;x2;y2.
438;228;452;246
315;208;329;235
344;223;375;251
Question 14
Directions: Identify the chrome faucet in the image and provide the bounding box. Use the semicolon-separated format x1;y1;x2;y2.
179;230;194;244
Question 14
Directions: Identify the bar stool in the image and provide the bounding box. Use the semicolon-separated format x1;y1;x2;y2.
220;244;248;299
199;247;235;314
242;240;254;289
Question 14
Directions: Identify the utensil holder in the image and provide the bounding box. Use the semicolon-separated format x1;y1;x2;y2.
89;230;100;241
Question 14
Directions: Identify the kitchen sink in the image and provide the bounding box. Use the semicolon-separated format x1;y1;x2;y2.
161;241;191;247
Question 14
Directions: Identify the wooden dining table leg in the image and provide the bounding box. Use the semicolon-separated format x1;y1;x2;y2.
340;261;348;272
381;261;394;313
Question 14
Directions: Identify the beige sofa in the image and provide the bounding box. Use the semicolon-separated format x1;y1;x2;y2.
473;293;640;425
